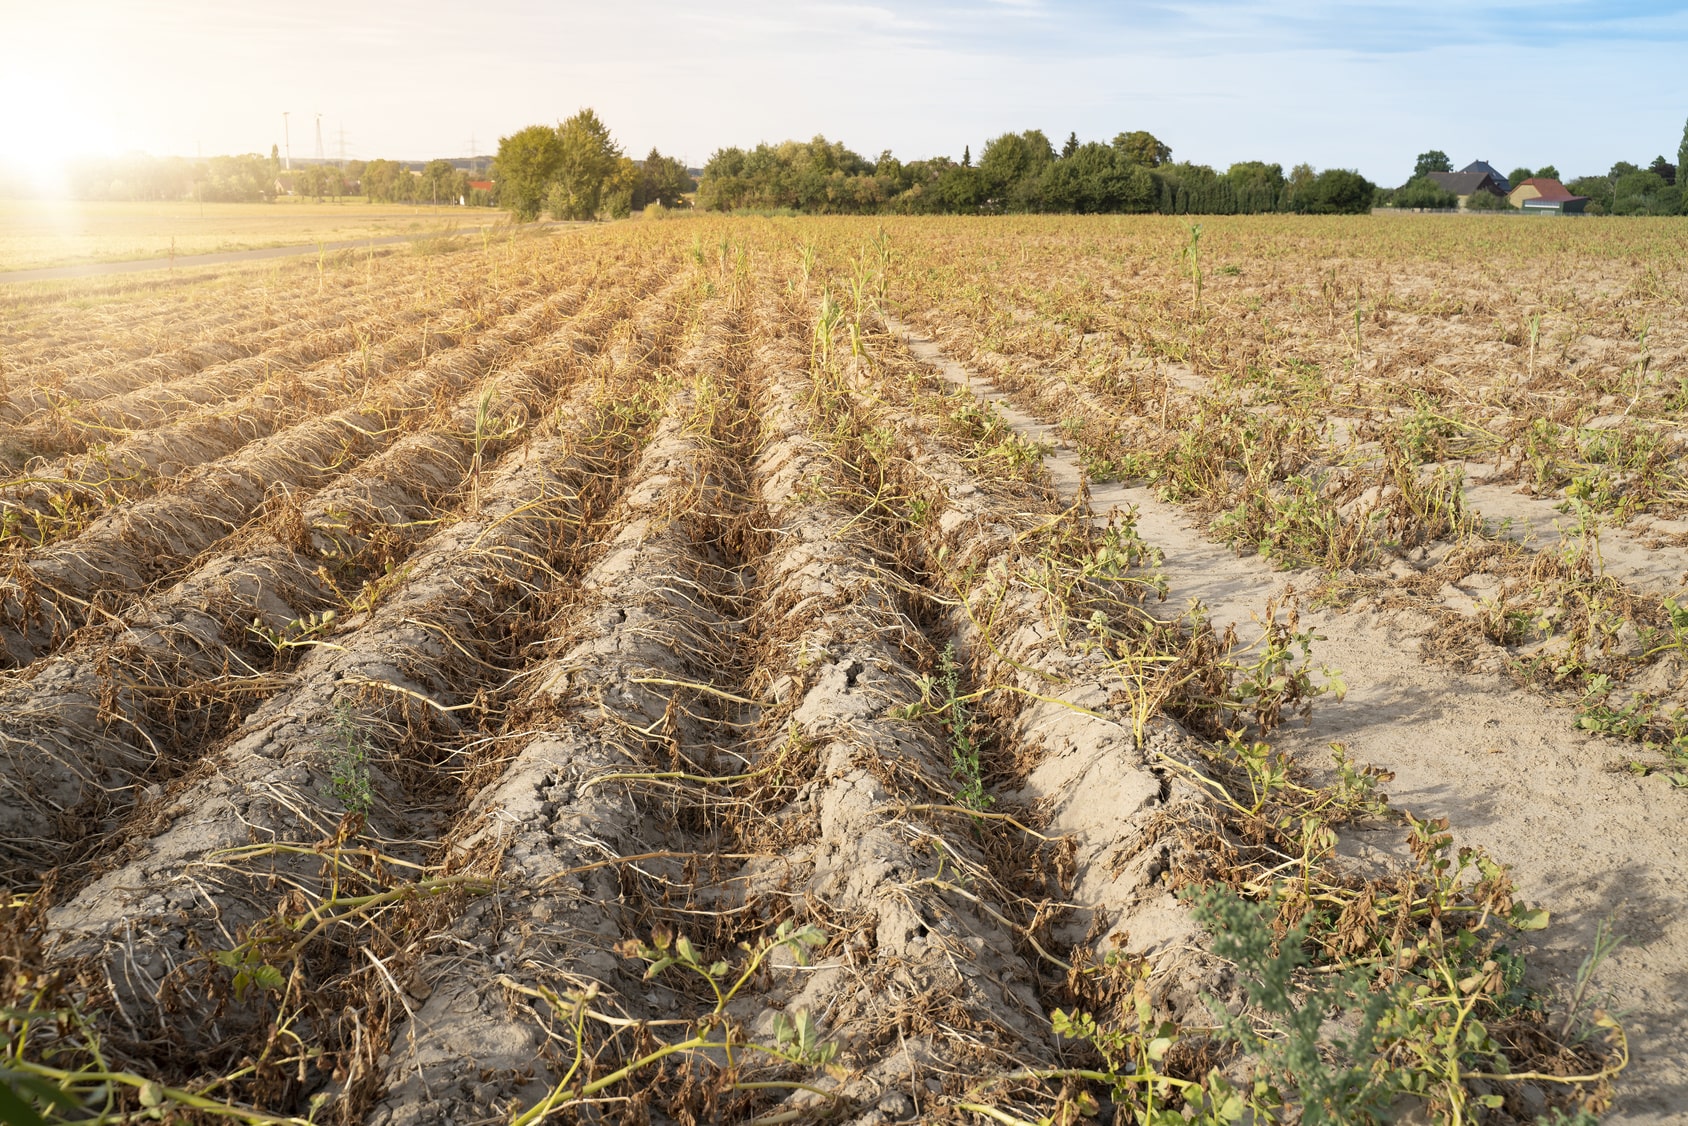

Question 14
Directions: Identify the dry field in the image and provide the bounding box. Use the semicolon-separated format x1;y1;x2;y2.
0;200;494;274
0;214;1683;1126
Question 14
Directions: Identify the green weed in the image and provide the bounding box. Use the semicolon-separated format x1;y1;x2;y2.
325;701;375;814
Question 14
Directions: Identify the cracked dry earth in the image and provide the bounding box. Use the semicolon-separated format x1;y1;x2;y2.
2;215;1681;1126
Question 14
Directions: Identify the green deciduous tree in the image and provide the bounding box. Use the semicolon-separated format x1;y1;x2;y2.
550;108;623;220
1412;150;1452;181
1536;164;1560;182
1393;175;1460;209
421;159;457;204
1613;170;1669;215
978;130;1055;209
696;136;874;213
1299;168;1376;214
361;158;407;203
635;148;694;209
1506;166;1532;187
935;162;983;212
492;126;562;220
1280;163;1317;211
1038;142;1156;213
1113;130;1171;167
1464;187;1512;210
448;169;471;203
596;156;641;219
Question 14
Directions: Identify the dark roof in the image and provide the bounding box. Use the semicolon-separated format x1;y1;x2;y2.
1429;170;1503;195
1461;160;1509;190
1516;177;1576;201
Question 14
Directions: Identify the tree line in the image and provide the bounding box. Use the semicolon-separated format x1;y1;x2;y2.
22;150;498;206
694;130;1375;216
487;114;1375;220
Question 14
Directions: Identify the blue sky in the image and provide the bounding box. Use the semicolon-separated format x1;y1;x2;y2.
3;1;1685;184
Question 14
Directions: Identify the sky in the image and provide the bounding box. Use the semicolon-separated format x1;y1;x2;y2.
2;0;1686;187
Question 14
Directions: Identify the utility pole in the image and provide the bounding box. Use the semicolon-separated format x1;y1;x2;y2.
337;124;348;167
314;113;325;163
282;111;291;170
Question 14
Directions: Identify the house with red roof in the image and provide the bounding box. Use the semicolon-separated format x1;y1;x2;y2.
1508;178;1588;214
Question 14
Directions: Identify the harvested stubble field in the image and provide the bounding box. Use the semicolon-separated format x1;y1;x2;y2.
0;213;1683;1126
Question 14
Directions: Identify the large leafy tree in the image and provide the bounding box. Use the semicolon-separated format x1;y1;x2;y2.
1299;168;1376;214
636;148;694;209
978;130;1055;207
1612;170;1669;214
1412;150;1452;181
550;108;623;220
1393;176;1459;209
696;136;873;212
420;159;456;204
493;125;564;220
361;158;406;203
1038;142;1155;213
1113;130;1171;167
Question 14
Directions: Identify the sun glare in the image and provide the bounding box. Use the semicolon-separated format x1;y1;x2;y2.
0;60;126;193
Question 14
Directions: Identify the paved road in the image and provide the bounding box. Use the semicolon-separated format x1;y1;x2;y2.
0;222;523;285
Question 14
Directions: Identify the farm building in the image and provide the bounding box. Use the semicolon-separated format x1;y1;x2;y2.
1428;169;1508;205
1459;159;1510;192
1509;177;1588;213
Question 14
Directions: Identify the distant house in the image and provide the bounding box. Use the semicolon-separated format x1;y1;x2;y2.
1508;178;1587;213
1459;159;1510;192
1428;169;1508;205
469;180;494;192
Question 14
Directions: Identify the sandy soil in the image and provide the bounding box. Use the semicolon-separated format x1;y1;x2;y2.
891;317;1688;1125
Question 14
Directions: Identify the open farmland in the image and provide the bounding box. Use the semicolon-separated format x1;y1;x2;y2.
0;199;498;275
0;214;1684;1125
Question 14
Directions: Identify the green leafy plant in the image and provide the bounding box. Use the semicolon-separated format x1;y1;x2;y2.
325;701;375;814
936;642;991;811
